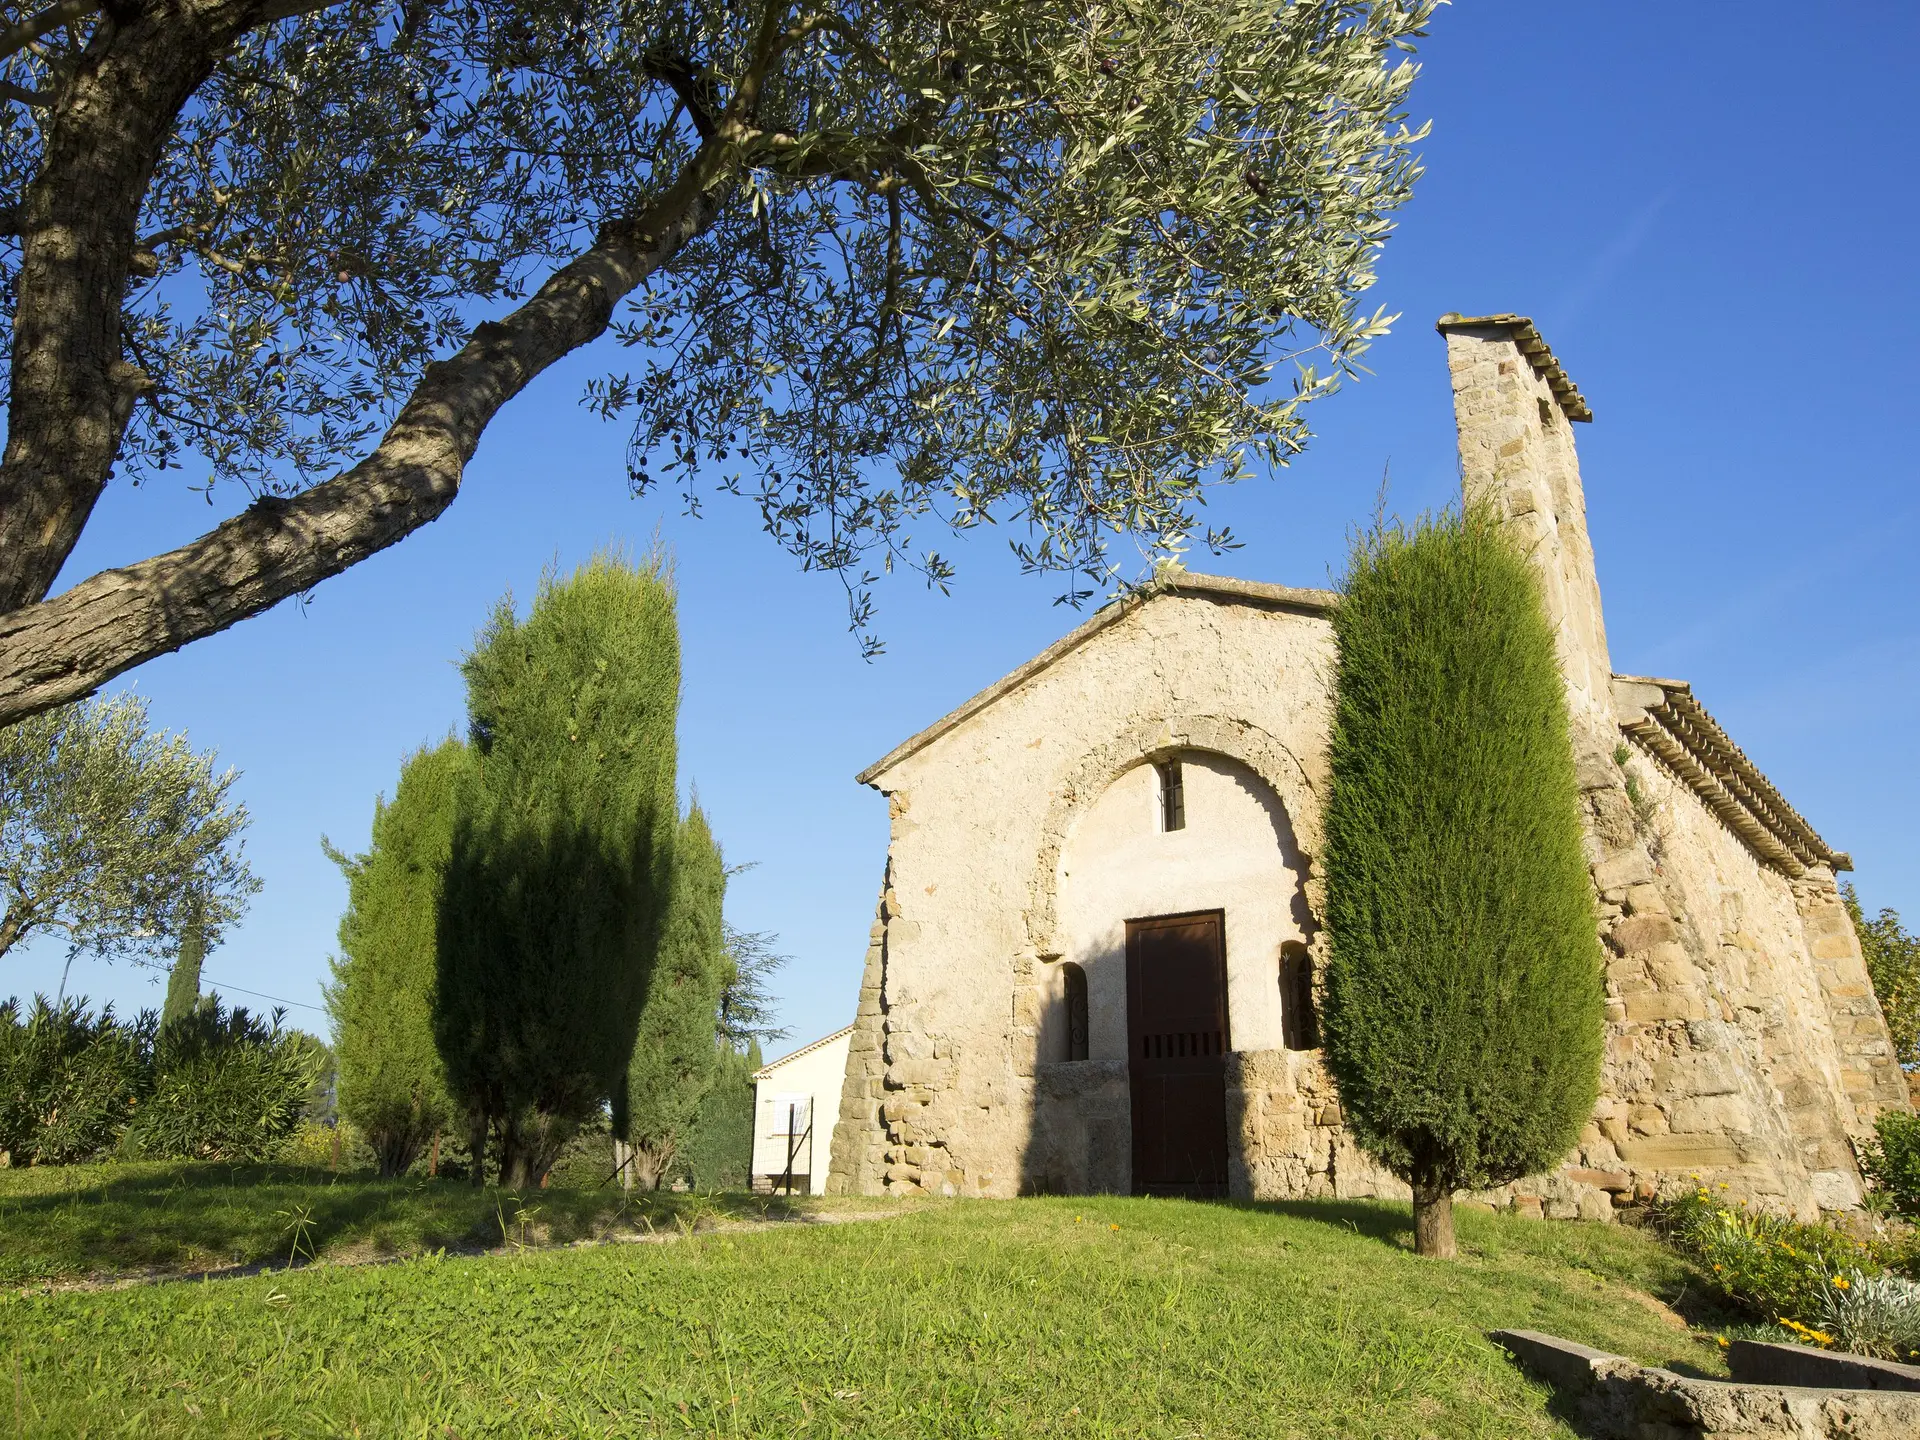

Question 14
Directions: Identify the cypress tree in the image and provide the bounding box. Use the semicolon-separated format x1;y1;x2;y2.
677;1039;761;1191
437;551;679;1189
622;803;731;1188
325;738;467;1177
160;897;206;1030
1321;506;1604;1258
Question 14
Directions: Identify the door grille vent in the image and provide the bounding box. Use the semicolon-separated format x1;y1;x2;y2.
1140;1031;1223;1059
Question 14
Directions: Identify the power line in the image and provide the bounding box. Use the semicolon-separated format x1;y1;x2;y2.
198;979;327;1015
121;955;327;1015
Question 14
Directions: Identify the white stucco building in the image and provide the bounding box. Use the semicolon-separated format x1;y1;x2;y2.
750;1026;852;1195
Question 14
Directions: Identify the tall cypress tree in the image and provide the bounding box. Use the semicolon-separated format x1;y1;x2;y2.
622;803;730;1188
1321;506;1604;1258
160;896;206;1030
437;551;679;1189
325;738;467;1177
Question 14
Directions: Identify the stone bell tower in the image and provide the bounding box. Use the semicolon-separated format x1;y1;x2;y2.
1437;314;1614;764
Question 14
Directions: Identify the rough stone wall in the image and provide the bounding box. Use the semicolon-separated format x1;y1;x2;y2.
824;872;893;1195
1578;753;1851;1216
1586;729;1908;1213
1227;1049;1407;1202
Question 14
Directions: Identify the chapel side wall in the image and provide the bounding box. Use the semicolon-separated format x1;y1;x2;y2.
1592;748;1856;1212
856;591;1342;1198
1794;880;1912;1134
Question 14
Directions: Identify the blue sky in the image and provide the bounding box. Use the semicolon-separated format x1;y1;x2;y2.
14;2;1920;1055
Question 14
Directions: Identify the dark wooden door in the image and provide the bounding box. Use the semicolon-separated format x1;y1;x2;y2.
1126;910;1230;1197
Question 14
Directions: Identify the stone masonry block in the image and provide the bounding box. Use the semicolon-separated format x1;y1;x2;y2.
1592;851;1653;893
1610;913;1680;954
1811;933;1858;962
1622;991;1706;1024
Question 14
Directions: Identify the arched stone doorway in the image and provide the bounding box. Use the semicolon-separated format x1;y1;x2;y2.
1033;747;1314;1194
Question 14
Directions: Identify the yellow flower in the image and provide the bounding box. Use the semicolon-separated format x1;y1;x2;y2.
1717;1337;1730;1349
1833;1276;1850;1290
1109;1224;1120;1232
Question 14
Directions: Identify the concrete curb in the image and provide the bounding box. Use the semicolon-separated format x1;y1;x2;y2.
1490;1328;1920;1439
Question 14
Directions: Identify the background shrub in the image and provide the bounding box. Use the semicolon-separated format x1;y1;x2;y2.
675;1044;759;1191
0;998;150;1166
326;737;467;1177
121;1001;320;1163
622;805;731;1189
1861;1110;1920;1218
438;551;680;1188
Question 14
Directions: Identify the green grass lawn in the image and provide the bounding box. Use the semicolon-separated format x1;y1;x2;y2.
0;1189;1722;1439
0;1162;838;1284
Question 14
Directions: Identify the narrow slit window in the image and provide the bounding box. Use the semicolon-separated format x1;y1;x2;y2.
1062;962;1089;1062
1157;759;1186;832
1280;942;1318;1051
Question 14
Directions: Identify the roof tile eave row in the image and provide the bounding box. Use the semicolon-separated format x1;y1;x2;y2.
1436;312;1595;422
1613;674;1847;877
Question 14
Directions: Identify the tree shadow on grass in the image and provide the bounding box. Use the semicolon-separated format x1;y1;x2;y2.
1213;1196;1415;1250
0;1162;798;1282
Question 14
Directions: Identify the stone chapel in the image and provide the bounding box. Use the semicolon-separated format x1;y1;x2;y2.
825;314;1912;1221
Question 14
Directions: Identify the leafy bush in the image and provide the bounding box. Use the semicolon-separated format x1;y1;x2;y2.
0;998;151;1166
123;1003;321;1162
1817;1269;1920;1361
1655;1187;1920;1345
1861;1109;1920;1218
1;994;319;1167
274;1118;379;1172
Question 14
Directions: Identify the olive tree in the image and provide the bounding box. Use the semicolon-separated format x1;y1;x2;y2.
0;0;1432;721
0;690;257;965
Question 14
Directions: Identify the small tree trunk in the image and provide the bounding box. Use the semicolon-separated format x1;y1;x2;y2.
468;1112;489;1188
428;1132;440;1178
1411;1177;1456;1258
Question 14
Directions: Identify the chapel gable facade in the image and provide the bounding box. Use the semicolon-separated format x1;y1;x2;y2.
825;315;1911;1220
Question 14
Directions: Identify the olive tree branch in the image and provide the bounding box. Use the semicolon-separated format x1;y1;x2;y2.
0;133;741;724
0;0;93;66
